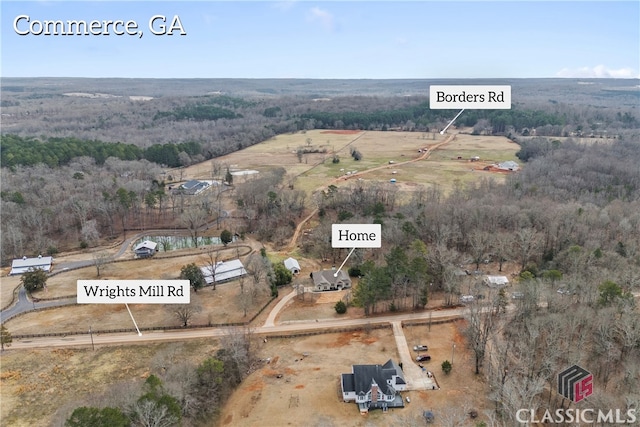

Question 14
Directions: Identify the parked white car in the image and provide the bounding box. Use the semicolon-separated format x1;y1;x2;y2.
460;295;474;303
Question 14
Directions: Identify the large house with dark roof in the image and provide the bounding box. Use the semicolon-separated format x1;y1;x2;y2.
341;359;406;413
178;180;211;195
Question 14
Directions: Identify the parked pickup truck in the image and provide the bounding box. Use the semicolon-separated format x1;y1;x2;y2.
413;345;428;351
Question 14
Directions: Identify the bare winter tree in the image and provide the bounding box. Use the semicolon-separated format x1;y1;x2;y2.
513;227;539;270
93;250;111;277
179;205;209;248
169;303;202;327
219;326;258;383
469;230;492;271
465;297;498;375
130;398;179;427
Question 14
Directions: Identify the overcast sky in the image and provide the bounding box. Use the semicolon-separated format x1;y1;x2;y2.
2;1;638;79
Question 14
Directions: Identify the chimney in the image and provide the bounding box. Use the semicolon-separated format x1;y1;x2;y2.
371;383;378;403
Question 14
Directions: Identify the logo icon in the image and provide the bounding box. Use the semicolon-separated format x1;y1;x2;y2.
558;365;593;403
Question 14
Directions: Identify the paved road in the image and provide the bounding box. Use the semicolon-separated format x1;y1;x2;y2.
9;292;640;351
263;287;314;327
0;285;78;322
9;307;465;350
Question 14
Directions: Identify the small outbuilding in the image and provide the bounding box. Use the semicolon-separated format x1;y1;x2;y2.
497;160;520;171
483;275;509;288
134;240;158;258
10;255;53;275
283;257;301;274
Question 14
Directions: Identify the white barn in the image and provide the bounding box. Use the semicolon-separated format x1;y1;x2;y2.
201;260;247;285
10;255;53;275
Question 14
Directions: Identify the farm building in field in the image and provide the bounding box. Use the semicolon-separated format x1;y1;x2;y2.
201;259;247;285
10;255;53;275
311;270;351;291
341;359;406;413
497;160;520;171
284;257;301;274
133;240;158;258
483;275;510;288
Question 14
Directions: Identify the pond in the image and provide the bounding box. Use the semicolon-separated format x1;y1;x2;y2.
133;235;233;252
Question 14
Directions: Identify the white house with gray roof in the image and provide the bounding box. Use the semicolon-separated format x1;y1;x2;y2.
341;359;406;413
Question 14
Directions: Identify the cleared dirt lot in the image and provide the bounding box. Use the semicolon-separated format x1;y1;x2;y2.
0;321;489;427
217;320;490;427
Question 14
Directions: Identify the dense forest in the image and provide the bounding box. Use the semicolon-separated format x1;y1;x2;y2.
1;79;639;263
0;135;202;168
1;78;638;169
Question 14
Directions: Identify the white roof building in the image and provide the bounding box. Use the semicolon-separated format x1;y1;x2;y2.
497;161;520;171
10;255;53;275
201;259;247;285
483;275;510;288
283;257;301;274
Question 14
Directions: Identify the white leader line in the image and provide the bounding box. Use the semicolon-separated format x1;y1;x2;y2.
334;247;356;277
440;109;465;135
125;303;142;336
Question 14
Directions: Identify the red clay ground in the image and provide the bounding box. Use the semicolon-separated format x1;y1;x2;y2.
217;320;491;427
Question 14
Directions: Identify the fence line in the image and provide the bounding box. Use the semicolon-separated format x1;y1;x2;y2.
11;290;277;339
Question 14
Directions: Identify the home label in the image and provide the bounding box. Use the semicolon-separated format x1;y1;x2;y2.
332;224;381;248
77;280;190;304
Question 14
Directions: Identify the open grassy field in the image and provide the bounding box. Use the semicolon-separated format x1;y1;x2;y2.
182;129;520;197
5;277;272;336
0;339;220;427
